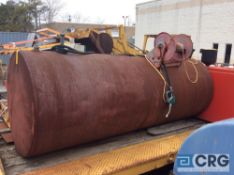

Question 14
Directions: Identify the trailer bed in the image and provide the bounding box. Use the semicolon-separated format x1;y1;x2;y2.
0;118;206;175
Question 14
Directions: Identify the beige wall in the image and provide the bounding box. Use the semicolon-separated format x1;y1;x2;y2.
136;0;234;63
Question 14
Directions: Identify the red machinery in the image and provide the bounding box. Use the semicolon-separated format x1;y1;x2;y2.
200;66;234;122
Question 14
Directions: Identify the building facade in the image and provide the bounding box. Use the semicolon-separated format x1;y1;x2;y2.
135;0;234;63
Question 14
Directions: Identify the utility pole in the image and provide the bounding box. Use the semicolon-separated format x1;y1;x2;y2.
68;15;72;22
122;16;129;26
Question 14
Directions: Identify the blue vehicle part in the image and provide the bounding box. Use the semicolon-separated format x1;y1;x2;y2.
174;118;234;175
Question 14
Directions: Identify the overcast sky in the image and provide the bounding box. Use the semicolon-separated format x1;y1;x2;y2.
0;0;150;24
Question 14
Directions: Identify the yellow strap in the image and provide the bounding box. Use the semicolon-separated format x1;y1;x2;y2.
0;158;5;175
15;49;19;65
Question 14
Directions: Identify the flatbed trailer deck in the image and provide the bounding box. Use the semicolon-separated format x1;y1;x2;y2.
0;118;205;175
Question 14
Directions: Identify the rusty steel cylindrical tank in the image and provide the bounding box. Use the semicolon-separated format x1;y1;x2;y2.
8;51;213;157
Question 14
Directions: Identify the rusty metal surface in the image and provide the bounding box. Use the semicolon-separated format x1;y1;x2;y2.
0;120;12;143
0;123;7;131
150;33;193;66
2;132;13;143
154;32;176;62
95;33;113;54
7;51;213;157
173;34;193;60
0;122;10;134
89;32;113;54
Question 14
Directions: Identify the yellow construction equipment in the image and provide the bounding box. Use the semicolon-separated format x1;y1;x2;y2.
67;25;144;55
0;25;146;56
143;34;158;52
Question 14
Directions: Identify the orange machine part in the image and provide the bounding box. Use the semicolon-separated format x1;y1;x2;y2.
200;66;234;122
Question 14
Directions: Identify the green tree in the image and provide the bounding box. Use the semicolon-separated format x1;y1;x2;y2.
43;0;63;24
28;0;48;29
0;1;33;32
0;0;64;32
